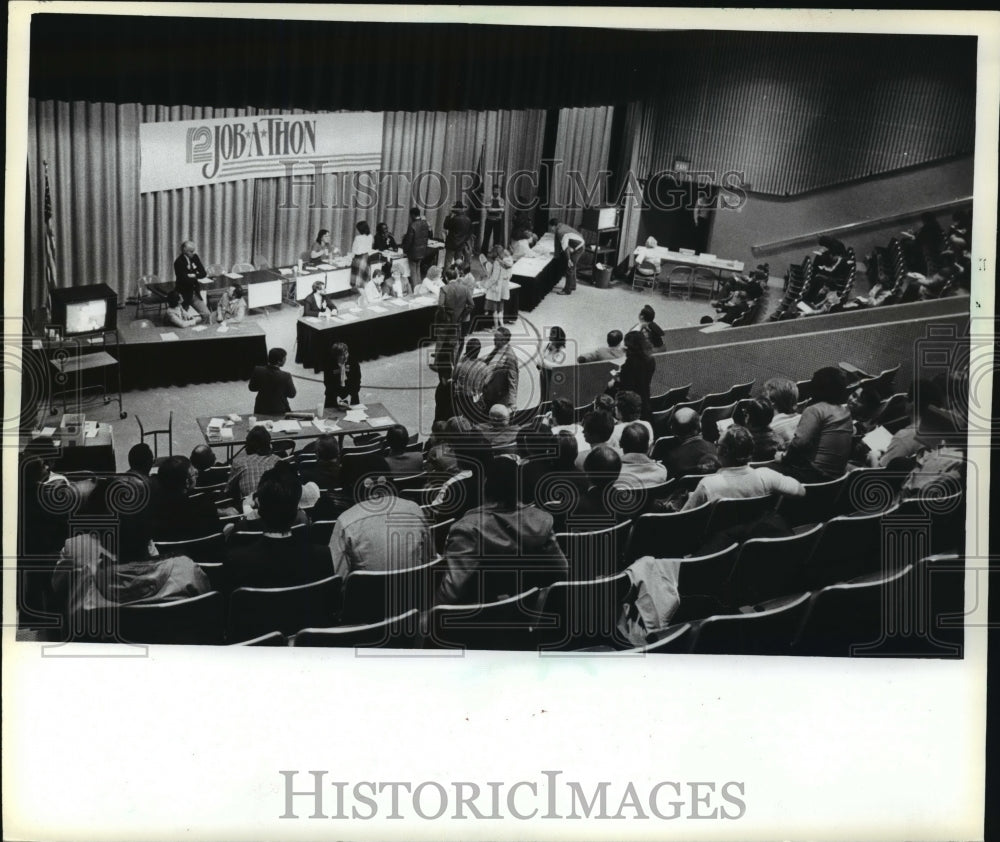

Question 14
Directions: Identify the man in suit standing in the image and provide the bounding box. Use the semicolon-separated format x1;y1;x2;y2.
432;268;475;384
173;240;212;319
549;218;586;296
443;203;472;269
401;206;431;284
480;327;519;412
249;347;297;415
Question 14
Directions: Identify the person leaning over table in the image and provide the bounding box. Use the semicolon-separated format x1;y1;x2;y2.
324;341;362;408
300;278;338;317
172;239;212;319
164;289;202;328
216;283;247;323
549;218;585;296
310;228;334;261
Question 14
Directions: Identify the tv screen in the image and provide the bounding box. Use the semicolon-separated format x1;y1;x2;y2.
65;299;108;335
49;283;118;336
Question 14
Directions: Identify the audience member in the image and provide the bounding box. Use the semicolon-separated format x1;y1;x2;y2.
633;304;665;349
847;384;883;436
437;456;568;604
537;326;567;369
480;327;519;412
329;463;431;583
763;377;801;446
150;455;222;541
52;502;210;625
733;398;780;461
683;425;805;510
249;347;297;416
299;434;343;490
226;463;334;590
870;379;948;468
384;425;424;475
608;330;656;420
777;367;853;482
127;443;155;481
616;423;668;488
227;425;280;501
664;408;719;478
565;445;625;531
476;404;520;452
451;338;488;420
608;390;654;450
189;444;220;487
577;329;626;364
574;410;617;470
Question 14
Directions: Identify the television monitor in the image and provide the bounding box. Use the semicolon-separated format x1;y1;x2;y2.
581;206;618;231
49;283;118;336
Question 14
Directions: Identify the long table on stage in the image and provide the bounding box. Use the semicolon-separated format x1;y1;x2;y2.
295;284;521;369
152;269;285;309
116;318;267;389
196;403;400;459
511;233;561;311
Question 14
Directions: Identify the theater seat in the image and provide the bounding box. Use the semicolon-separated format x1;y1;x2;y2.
340;557;444;625
293;609;421;649
228;575;342;642
534;572;632;651
114;591;226;645
689;591;812;656
424;589;541;651
623;504;714;563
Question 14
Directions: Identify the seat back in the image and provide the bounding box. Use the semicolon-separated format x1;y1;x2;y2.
232;631;288;646
135;411;174;459
792;565;914;656
115;591;225;645
627;623;693;653
228;575;342;641
341;557;444;625
700;401;738;429
425;589;541;651
534;572;632;651
556;520;633;580
836;467;909;515
728;525;823;608
623;504;714;563
691;592;812;655
308;519;337;545
254;255;272;270
650;384;692;412
153;532;227;565
704;494;777;538
777;473;850;527
803;511;887;588
293;609;421;649
649;435;678;463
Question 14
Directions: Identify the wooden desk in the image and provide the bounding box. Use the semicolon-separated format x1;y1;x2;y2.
196;403;400;458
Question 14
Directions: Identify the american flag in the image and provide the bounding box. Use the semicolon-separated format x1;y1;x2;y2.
43;161;57;289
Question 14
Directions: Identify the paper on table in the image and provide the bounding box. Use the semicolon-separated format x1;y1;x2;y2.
159;332;180;342
367;305;388;314
87;336;104;344
862;426;893;453
32;339;43;350
216;323;229;333
304;316;321;323
38;426;57;437
349;403;367;411
224;271;243;279
366;416;394;428
338;312;359;322
191;325;208;332
316;263;334;270
279;267;293;275
386;298;409;307
198;277;213;284
85;427;99;439
342;410;368;424
218;427;234;440
271;420;302;433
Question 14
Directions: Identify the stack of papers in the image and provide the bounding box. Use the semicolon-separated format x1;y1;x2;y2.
367;305;388;314
270;419;302;433
35;426;57;438
342;409;368;424
316;263;334;271
338;312;359;322
159;332;180;342
386;298;409;307
312;418;342;433
224;271;243;279
198;277;213;284
279;267;293;276
366;415;394;428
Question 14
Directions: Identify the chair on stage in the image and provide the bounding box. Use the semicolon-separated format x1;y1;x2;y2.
206;263;226;278
136;411;173;459
232;261;255;273
666;266;693;298
254;256;272;270
134;274;167;321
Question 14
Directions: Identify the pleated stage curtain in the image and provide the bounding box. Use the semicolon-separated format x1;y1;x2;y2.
26;100;546;314
550;105;614;230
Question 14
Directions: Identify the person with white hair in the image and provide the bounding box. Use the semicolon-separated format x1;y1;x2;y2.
475;403;520;452
632;235;662;288
172;239;212;319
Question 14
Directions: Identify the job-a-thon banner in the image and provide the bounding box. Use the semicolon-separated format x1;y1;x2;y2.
139;112;384;193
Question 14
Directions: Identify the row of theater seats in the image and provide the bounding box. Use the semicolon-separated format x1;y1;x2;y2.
62;473;965;654
768;247;858;321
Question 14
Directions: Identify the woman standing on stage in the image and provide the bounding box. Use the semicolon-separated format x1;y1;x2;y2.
349;221;374;289
324;342;362;408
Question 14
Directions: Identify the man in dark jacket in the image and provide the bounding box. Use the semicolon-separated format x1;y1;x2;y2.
249;347;297;415
172;239;211;318
664;408;719;478
402;206;431;283
443;203;472;269
437;456;568;604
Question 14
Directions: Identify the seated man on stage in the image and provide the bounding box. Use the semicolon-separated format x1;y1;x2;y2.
164;290;203;328
172;239;212;319
249;347;297;416
217;283;247;323
300;279;338;317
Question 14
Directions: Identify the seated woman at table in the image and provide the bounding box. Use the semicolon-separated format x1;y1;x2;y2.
359;268;386;305
300;279;338;317
324;342;362;408
632;236;662;279
349;221;374;288
216;283;247;323
164;290;203;328
381;267;412;298
414;265;445;298
373;221;398;252
310;228;334;261
509;229;537;260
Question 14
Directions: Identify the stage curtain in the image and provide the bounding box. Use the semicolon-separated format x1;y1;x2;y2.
27;100;141;315
550;105;614;230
